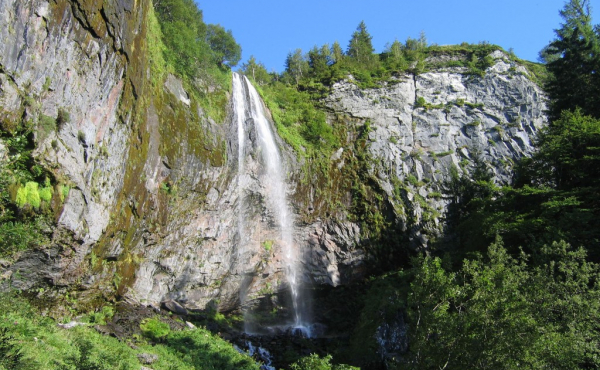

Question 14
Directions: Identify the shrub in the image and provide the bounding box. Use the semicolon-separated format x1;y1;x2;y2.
406;175;419;186
38;114;56;137
15;181;41;208
290;354;359;370
56;108;70;129
415;96;427;107
140;317;170;341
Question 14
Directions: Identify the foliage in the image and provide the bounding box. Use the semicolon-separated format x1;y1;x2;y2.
290;353;359;370
0;220;46;257
405;238;600;369
56;107;70;129
0;293;260;370
140;317;170;341
0;126;55;258
86;306;114;325
543;0;600;120
152;0;238;123
347;21;378;70
257;81;338;155
285;49;310;85
526;109;600;190
206;24;241;68
241;56;271;85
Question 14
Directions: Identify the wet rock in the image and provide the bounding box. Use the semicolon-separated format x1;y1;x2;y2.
375;311;408;366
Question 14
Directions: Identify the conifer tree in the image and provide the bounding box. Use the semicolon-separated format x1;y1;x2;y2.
284;49;309;85
331;41;344;65
347;21;375;66
544;0;600;119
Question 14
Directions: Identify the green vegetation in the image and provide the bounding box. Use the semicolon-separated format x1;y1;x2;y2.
140;317;171;341
382;2;600;368
153;0;240;78
0;293;260;370
406;238;600;369
0;120;61;258
542;0;600;120
290;354;358;370
152;0;241;122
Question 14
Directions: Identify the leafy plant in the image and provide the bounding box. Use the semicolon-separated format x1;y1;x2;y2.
140;317;170;341
290;354;359;370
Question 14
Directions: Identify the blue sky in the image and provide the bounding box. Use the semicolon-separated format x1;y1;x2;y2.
198;0;593;72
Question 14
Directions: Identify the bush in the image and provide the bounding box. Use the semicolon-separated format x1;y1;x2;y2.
15;181;41;208
140;317;170;341
290;354;359;370
56;108;70;129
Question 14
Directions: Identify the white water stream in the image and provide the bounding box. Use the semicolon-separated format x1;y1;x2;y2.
231;73;311;336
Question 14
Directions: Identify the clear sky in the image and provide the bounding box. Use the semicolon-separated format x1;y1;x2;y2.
198;0;595;73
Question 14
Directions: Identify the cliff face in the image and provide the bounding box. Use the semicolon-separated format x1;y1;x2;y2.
318;51;546;251
0;0;146;300
0;0;547;318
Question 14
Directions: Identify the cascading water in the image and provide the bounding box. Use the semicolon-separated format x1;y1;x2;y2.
231;72;311;337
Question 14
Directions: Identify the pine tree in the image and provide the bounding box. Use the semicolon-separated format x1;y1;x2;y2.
347;21;375;66
284;49;309;85
308;45;331;80
544;0;600;119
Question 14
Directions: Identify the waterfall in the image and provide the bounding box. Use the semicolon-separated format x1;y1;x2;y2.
231;72;311;337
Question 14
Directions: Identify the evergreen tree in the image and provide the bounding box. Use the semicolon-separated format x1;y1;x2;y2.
308;45;331;80
284;49;309;85
347;21;375;66
241;56;270;85
383;39;407;70
331;41;344;65
529;109;600;190
544;0;600;119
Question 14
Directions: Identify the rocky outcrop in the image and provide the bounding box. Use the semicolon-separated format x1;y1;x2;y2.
322;50;546;249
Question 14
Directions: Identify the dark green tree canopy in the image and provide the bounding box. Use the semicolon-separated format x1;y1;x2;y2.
153;0;242;77
206;24;242;67
284;49;309;85
544;0;600;119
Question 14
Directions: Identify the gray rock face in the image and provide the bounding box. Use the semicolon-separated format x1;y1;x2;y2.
323;52;546;249
0;0;136;247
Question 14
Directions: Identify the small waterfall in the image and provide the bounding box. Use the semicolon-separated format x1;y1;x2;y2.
231;72;311;336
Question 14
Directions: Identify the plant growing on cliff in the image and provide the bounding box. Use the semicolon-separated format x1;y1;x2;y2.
153;0;241;78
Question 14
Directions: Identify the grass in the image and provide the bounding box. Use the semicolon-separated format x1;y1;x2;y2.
0;293;260;370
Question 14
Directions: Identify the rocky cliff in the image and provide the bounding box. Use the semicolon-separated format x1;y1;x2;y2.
0;0;547;322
